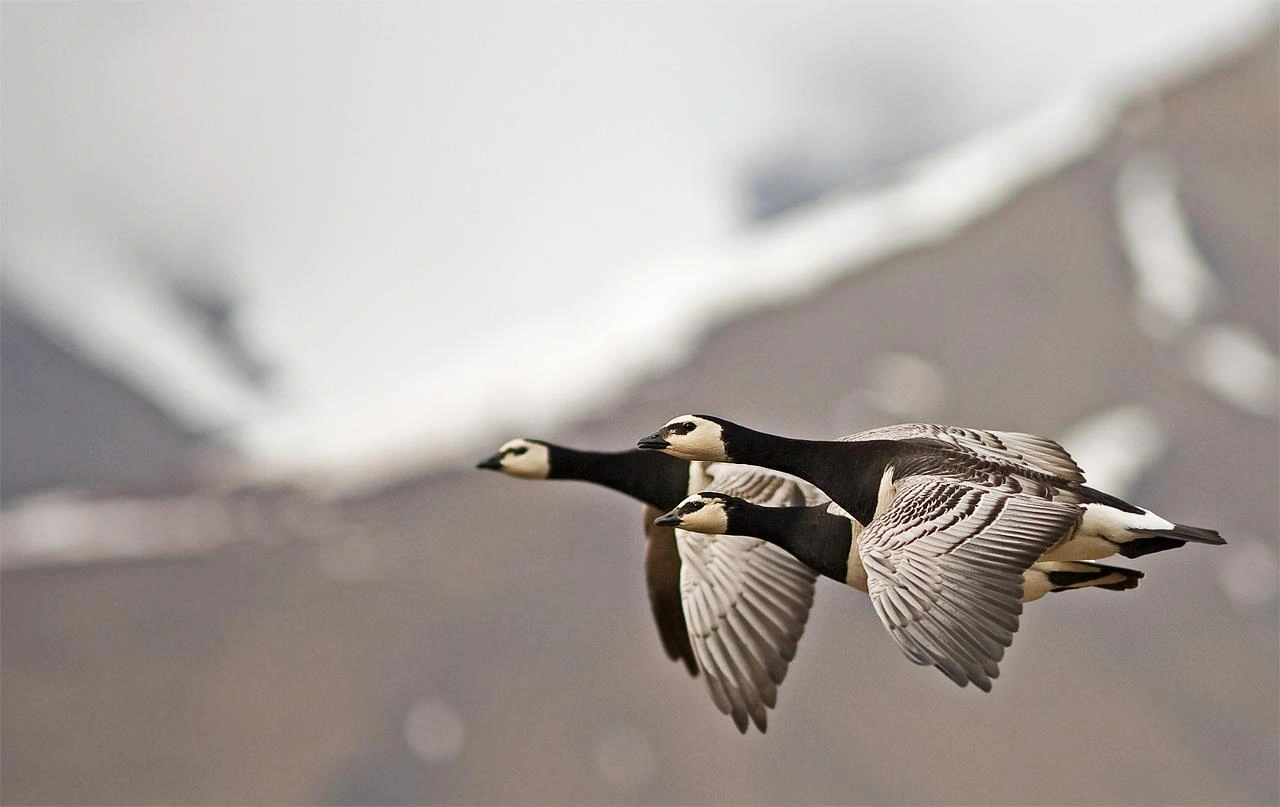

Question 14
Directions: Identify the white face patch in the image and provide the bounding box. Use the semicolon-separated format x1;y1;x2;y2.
495;438;551;479
672;495;730;535
659;415;729;462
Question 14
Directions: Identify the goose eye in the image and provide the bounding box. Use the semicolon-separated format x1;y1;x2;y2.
670;421;696;435
509;446;528;456
681;500;705;515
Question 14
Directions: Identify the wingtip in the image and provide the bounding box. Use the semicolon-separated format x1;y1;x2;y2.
750;708;768;734
682;655;699;677
1120;525;1227;557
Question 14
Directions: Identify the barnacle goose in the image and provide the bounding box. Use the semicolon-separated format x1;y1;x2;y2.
656;490;1144;602
476;437;826;732
637;416;1224;691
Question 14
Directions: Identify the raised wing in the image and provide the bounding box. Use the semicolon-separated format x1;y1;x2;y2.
858;475;1080;691
841;424;1085;485
677;529;816;732
643;506;698;676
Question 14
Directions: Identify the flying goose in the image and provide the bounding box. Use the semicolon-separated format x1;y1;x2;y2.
656;490;1144;602
637;416;1224;691
476;437;825;732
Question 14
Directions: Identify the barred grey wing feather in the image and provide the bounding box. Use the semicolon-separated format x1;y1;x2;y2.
677;529;817;732
858;475;1080;691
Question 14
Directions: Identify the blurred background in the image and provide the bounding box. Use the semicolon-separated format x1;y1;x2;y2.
1;2;1277;804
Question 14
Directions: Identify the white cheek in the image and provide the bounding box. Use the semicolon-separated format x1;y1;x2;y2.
670;431;727;461
694;424;728;460
505;461;548;479
683;508;729;534
504;446;550;479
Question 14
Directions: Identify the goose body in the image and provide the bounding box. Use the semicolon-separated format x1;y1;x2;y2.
476;438;824;731
637;416;1224;691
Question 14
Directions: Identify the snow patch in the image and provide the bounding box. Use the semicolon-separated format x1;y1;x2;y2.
0;487;343;569
1114;151;1221;339
2;241;264;434
1184;324;1280;418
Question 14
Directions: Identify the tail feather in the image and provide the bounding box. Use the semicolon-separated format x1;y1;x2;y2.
1118;523;1226;558
1166;523;1226;545
1117;534;1185;558
1075;502;1225;560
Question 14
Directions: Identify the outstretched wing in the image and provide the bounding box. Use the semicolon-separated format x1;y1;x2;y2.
677;529;816;732
674;463;821;732
842;424;1085;485
858;475;1080;691
643;506;698;676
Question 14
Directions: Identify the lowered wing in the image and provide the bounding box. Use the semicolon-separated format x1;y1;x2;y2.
858;475;1080;691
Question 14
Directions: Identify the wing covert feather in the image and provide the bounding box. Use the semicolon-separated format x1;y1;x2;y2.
840;423;1085;485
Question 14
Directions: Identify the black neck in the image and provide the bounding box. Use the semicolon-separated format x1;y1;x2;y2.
546;446;691;510
726;426;898;524
729;503;850;583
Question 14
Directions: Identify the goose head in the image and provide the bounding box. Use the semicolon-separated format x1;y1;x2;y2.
637;414;732;461
654;492;737;534
475;438;552;479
